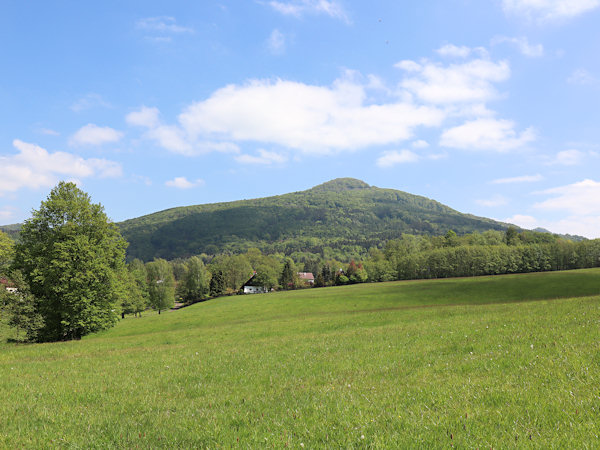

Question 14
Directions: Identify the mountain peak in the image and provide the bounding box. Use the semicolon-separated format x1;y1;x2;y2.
310;178;371;193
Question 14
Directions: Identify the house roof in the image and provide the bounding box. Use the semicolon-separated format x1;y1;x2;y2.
297;272;314;280
243;274;265;287
0;277;15;288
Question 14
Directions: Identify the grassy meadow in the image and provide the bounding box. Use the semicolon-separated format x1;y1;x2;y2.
1;269;599;447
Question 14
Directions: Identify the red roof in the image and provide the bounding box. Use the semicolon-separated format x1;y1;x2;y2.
0;277;14;288
297;272;314;280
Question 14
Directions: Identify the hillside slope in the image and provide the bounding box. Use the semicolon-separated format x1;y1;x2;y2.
118;178;509;261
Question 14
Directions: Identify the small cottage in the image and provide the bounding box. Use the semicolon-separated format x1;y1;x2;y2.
242;274;268;294
0;277;17;294
297;272;315;284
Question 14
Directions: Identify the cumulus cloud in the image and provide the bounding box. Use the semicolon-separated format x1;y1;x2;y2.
126;106;160;128
436;44;473;59
127;44;531;160
396;55;510;104
126;106;239;156
235;149;287;165
542;216;600;238
178;78;444;154
491;36;544;57
165;177;205;189
69;124;123;147
534;179;600;215
267;0;350;23
502;0;600;21
267;29;286;55
515;179;600;237
503;214;539;228
376;149;419;168
0;140;122;195
440;118;535;151
492;174;543;184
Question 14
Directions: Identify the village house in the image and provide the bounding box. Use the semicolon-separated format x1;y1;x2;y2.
0;277;17;294
241;274;268;294
297;272;315;285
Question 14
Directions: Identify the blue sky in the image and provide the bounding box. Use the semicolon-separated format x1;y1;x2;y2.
1;0;600;237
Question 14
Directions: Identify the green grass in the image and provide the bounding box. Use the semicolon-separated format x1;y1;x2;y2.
1;269;599;447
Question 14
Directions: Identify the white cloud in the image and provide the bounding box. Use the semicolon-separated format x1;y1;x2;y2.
69;124;124;147
491;36;544;57
178;78;444;154
504;212;600;238
0;140;122;195
519;179;600;237
397;56;510;104
267;29;286;55
535;179;600;215
502;0;600;21
547;149;584;166
235;149;287;165
126;106;160;128
544;215;600;239
436;44;472;58
476;194;508;207
126;106;240;156
376;149;419;168
267;0;350;23
503;214;539;228
394;60;421;72
165;177;204;189
440;118;535;151
492;174;543;184
136;17;194;34
71;93;111;112
128;46;531;160
567;69;598;85
146;125;194;154
541;216;600;238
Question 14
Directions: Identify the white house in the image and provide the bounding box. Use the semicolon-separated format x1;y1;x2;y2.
242;274;268;294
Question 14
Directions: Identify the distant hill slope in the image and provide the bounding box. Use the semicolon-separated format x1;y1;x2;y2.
0;223;21;241
118;178;511;261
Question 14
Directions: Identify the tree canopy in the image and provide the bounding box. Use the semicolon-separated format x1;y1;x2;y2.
12;182;129;342
0;230;14;275
146;258;175;313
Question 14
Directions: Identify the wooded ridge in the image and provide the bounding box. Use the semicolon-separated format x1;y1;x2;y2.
117;178;511;261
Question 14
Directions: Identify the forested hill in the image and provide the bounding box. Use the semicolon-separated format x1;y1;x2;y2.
118;178;511;262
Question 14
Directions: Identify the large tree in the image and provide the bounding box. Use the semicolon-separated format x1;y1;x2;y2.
12;182;129;342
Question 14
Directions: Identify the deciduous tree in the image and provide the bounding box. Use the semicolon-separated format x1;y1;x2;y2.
183;256;209;302
12;182;129;341
146;258;175;314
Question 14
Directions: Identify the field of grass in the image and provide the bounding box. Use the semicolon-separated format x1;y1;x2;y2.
1;269;599;447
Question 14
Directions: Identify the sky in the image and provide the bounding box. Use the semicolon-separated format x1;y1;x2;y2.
1;0;599;237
